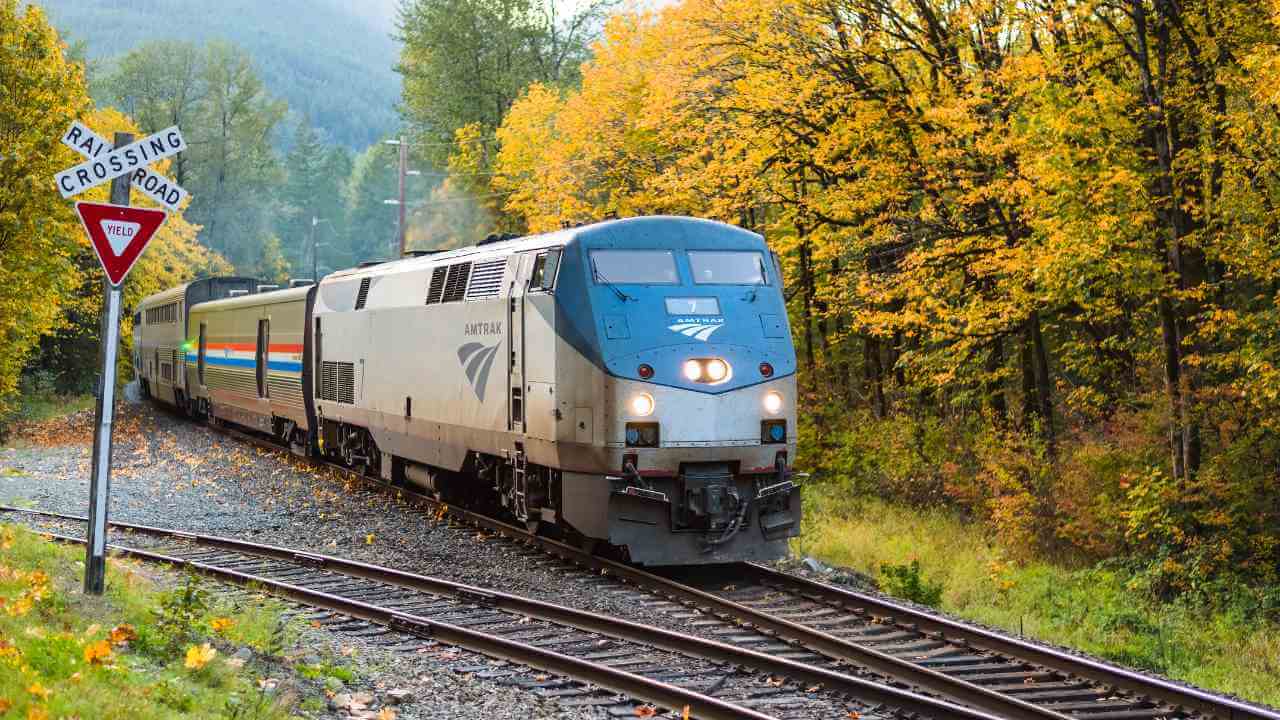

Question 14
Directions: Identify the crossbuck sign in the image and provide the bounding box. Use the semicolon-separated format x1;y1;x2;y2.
56;124;188;205
52;122;191;596
59;121;190;211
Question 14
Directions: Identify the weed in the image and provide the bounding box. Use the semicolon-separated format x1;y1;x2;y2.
143;572;211;659
879;560;944;607
795;492;1280;705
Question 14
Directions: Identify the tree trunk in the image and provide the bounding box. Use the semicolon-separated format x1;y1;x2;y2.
986;337;1008;425
865;336;886;418
1029;310;1055;456
798;230;817;382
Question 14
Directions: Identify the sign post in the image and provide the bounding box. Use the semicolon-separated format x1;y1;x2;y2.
54;122;184;594
83;131;132;595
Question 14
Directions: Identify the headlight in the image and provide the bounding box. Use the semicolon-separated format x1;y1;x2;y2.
704;358;729;382
682;358;731;384
630;393;655;416
763;391;784;414
682;360;703;381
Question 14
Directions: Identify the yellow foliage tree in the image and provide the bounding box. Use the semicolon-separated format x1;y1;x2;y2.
0;0;92;418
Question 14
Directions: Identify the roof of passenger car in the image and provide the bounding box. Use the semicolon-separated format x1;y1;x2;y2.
190;285;311;314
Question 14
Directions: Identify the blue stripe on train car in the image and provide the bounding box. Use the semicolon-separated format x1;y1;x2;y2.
195;354;303;373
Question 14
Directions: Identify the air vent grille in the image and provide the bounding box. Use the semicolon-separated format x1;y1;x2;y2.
354;278;371;310
465;259;506;300
442;262;471;303
425;266;448;304
318;361;356;404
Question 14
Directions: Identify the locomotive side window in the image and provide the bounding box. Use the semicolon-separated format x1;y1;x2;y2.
688;251;768;285
589;250;677;284
529;250;562;292
540;248;561;291
530;254;547;289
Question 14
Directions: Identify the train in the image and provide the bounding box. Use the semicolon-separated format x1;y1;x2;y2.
134;216;801;565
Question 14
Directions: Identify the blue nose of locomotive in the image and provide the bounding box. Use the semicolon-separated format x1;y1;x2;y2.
562;216;796;391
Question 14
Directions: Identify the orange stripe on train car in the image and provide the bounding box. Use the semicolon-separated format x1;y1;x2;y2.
205;342;304;353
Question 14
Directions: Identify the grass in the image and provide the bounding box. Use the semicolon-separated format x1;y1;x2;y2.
0;522;303;719
795;484;1280;707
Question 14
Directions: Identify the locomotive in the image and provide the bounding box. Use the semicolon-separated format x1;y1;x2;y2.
136;216;801;565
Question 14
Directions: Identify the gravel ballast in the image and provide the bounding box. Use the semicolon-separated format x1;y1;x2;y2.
1;399;875;720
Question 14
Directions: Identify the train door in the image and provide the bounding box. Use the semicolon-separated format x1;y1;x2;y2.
256;319;269;398
508;255;526;434
523;248;561;442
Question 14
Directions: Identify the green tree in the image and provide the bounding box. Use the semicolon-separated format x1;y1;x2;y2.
278;121;327;271
343;140;401;264
397;0;610;165
101;40;203;185
186;41;287;273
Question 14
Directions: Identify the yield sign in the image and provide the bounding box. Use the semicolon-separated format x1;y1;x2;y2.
75;202;166;286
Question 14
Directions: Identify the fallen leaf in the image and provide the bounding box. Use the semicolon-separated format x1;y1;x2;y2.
848;712;861;719
108;624;137;645
365;533;376;545
634;706;657;717
184;643;217;670
806;685;821;693
83;640;112;665
0;699;10;713
377;709;397;720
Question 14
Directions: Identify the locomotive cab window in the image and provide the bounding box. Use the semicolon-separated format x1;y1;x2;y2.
529;248;562;292
589;250;677;284
688;251;768;285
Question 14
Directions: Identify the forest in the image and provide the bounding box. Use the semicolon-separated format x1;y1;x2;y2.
405;0;1280;605
4;0;1280;684
35;0;400;148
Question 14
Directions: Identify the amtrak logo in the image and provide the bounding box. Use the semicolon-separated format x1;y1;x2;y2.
668;318;725;342
457;341;501;400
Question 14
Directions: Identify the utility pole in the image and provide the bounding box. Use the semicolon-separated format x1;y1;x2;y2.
85;132;133;595
383;137;420;258
397;136;407;258
310;216;330;281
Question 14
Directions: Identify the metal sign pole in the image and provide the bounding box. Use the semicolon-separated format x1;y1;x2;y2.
84;281;122;594
84;131;133;595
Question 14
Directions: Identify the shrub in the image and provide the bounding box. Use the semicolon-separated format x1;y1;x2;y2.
879;560;944;607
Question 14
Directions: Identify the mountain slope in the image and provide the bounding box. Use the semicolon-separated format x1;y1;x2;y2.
34;0;400;148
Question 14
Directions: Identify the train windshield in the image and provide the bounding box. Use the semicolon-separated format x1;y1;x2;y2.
589;250;679;284
688;251;768;285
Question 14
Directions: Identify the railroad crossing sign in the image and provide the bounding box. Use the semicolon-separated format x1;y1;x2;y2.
60;121;189;211
52;124;190;596
74;202;167;286
55;124;186;200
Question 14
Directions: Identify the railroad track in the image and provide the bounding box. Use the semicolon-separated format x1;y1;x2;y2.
77;417;1280;720
0;506;998;720
669;565;1280;720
